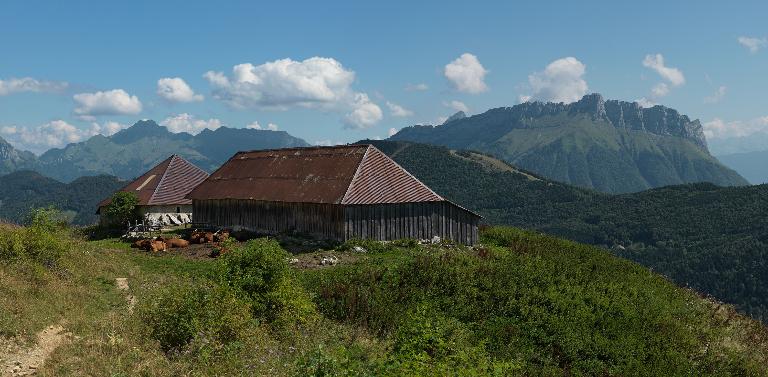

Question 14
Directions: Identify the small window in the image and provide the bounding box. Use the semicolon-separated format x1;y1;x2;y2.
176;206;181;213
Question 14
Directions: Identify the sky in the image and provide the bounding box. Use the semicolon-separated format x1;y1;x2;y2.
1;1;767;155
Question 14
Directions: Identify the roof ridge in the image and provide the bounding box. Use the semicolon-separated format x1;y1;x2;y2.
341;145;372;204
236;143;371;155
147;155;176;205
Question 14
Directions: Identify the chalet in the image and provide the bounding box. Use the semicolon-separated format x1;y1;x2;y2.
187;145;480;244
97;155;209;226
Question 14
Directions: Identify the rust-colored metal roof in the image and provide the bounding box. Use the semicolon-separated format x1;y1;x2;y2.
187;144;446;205
98;155;209;208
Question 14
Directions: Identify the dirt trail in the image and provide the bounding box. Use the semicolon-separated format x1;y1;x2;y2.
115;277;136;313
0;324;71;376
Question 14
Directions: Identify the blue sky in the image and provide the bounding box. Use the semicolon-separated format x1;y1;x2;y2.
1;0;767;154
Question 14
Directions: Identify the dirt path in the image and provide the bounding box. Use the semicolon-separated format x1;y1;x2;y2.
0;324;71;376
115;277;136;313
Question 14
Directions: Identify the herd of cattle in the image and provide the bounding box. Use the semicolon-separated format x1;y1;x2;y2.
130;229;231;253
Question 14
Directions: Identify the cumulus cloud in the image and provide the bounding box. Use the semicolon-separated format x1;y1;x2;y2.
73;89;142;118
704;86;727;104
157;77;203;102
444;53;488;94
160;113;222;135
444;100;469;113
344;93;383;129
737;36;767;53
643;54;685;87
703;117;768;139
386;101;413;117
388;127;399;137
525;57;588;103
0;77;68;96
0;120;116;154
246;121;263;130
204;57;382;128
635;98;658;108
405;83;429;91
651;83;670;97
314;139;343;146
267;123;279;131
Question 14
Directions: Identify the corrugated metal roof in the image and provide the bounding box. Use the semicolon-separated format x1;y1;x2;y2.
187;144;446;205
342;146;444;204
98;155;209;208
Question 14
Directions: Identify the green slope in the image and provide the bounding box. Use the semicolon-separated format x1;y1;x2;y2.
368;140;768;323
0;170;125;225
390;94;748;193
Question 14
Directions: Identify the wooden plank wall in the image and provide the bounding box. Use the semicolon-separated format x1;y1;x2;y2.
193;199;345;240
344;201;479;244
193;199;479;244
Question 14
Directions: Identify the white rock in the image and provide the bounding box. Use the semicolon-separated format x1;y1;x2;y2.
431;236;441;244
352;246;367;253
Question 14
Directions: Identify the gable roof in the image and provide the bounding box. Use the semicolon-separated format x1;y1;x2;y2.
98;155;209;208
186;144;446;205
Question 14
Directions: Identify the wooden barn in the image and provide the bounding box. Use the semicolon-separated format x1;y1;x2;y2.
187;145;480;244
97;155;209;226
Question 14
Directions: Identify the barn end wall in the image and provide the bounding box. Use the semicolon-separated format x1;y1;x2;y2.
344;201;479;245
192;199;345;240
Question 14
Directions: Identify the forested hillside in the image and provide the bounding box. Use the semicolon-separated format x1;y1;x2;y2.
0;171;124;225
369;140;768;322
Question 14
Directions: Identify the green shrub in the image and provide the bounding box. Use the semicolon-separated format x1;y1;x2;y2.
102;191;140;226
137;281;254;356
337;238;395;253
0;208;71;268
217;238;317;324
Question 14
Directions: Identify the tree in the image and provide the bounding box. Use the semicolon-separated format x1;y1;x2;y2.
103;192;140;226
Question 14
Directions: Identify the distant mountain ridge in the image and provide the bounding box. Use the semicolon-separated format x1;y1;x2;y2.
0;136;36;176
14;120;310;182
390;93;746;193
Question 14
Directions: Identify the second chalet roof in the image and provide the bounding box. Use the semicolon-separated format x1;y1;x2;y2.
186;144;446;205
98;155;209;207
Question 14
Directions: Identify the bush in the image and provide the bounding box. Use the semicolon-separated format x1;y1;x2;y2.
103;191;139;226
0;208;71;268
337;238;395;253
217;238;317;324
137;281;254;356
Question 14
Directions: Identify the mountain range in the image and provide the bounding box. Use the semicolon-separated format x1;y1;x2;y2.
390;93;748;193
0;120;310;182
717;150;768;184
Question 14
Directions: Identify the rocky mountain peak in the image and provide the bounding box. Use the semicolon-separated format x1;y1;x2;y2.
443;111;467;125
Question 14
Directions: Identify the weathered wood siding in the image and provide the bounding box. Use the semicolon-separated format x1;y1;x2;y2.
193;199;345;240
344;201;478;245
194;199;479;244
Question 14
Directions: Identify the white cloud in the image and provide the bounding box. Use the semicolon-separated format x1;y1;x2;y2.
635;98;658;108
435;116;448;125
388;127;399;137
444;53;488;94
651;83;670;97
246;121;262;130
444;100;469;113
386;101;413;117
267;123;279;131
157;77;203;103
314;139;344;146
518;95;532;103
0;77;68;96
204;56;382;128
703;117;768;139
737;36;767;53
704;86;727;104
160;113;222;135
90;121;127;137
344;93;383;129
405;83;428;91
73;89;142;117
526;57;588;103
642;54;685;87
0;120;113;154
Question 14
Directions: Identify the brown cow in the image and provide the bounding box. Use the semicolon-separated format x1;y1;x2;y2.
189;231;213;244
166;238;190;248
214;230;230;242
149;240;167;252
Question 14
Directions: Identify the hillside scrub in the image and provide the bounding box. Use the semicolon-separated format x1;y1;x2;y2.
1;217;767;375
302;227;768;375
